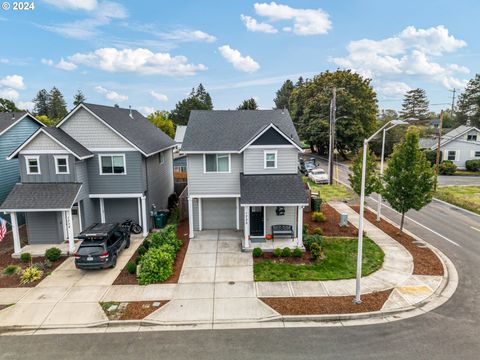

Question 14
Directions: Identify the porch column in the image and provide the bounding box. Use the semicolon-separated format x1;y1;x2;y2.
137;197;142;225
243;206;250;249
65;209;75;254
10;212;21;255
297;206;304;249
188;196;194;238
236;198;240;230
99;198;105;223
141;196;148;237
198;198;202;231
77;201;83;232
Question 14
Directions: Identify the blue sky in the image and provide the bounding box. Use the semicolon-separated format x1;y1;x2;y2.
1;0;479;115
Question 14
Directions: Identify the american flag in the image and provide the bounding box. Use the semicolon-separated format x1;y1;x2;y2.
0;216;7;242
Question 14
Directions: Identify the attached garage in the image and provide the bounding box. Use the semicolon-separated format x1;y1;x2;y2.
201;198;237;230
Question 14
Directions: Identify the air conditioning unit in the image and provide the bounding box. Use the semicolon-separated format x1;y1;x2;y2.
339;213;348;227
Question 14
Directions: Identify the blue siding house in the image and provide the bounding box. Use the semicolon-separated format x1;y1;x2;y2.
0;112;44;227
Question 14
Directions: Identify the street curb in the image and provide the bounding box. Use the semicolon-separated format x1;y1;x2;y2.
431;197;480;218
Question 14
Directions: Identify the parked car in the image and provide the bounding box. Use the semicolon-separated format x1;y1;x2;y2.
304;161;317;173
298;160;307;175
74;223;130;270
308;167;329;184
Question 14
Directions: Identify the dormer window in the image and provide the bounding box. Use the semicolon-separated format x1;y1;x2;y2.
467;134;477;141
264;150;277;169
54;155;69;174
25;156;40;175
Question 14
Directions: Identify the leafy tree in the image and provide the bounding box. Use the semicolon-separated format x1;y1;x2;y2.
349;147;381;196
0;98;21;112
47;87;68;123
457;74;480;127
274;79;294;110
32;89;49;116
36;115;55;127
237;98;258;110
73;90;86;106
382;127;434;230
170;83;213;125
147;111;175;138
289;70;378;158
400;88;430;122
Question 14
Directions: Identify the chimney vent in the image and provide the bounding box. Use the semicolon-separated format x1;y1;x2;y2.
129;105;133;119
11;112;15;120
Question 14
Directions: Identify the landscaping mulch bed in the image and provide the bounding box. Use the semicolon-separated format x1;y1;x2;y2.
350;205;444;276
261;290;392;315
101;301;168;320
304;204;358;237
254;252;315;265
112;219;190;285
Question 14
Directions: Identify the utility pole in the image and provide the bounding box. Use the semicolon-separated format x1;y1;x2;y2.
328;87;336;185
449;88;456;116
434;110;444;191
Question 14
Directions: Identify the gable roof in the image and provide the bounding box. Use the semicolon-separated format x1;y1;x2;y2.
240;174;308;205
57;103;175;156
181;110;301;152
0;112;44;136
430;125;480;149
8;127;93;160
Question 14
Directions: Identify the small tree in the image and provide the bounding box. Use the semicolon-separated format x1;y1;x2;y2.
237;98;258;110
73;90;86;106
349;147;381;196
147;111;175;138
400;88;430;122
382;127;434;230
0;98;21;112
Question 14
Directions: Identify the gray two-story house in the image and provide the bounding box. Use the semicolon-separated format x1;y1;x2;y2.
181;110;308;250
0;103;175;255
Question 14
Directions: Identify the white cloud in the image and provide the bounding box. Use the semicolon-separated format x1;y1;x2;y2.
218;45;260;73
42;0;98;11
56;58;78;71
0;88;20;100
95;85;128;102
0;58;9;64
253;2;331;35
150;91;168;102
159;29;216;43
139;106;155;116
41;58;54;66
376;81;412;97
17;101;35;111
68;47;207;76
240;15;278;34
332;25;469;89
0;75;25;89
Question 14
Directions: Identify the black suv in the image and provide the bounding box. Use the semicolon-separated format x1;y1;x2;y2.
74;223;130;270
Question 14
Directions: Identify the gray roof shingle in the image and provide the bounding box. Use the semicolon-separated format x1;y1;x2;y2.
42;128;93;159
240;174;308;205
182;110;300;152
0;183;82;211
83;103;175;156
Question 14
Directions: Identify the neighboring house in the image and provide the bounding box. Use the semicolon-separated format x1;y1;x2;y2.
0;103;175;255
0;111;44;227
173;154;187;173
174;125;187;151
429;125;480;169
181;110;308;250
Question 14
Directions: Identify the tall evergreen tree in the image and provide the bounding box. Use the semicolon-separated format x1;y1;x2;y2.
382;127;434;230
170;84;214;125
237;98;258;110
0;98;21;112
73;90;86;107
456;73;480;127
274;79;294;110
400;88;430;122
32;89;49;116
47;87;67;123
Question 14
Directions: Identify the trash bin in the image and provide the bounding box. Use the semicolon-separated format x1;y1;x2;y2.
154;211;168;229
311;196;322;212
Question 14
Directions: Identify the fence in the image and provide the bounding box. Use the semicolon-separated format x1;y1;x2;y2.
174;171;187;195
178;186;189;221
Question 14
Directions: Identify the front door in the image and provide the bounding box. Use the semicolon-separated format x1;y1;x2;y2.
250;206;264;237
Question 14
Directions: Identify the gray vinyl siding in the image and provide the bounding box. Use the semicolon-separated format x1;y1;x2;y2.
25;211;63;244
20;132;64;151
243;147;298;175
104;198;140;224
201;198;237;230
87;151;147;194
145;148;174;210
61;108;133;149
442;139;480;169
187;154;242;195
19;154;76;183
74;160;90;200
265;206;297;236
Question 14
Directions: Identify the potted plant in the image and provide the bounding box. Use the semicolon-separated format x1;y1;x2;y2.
265;234;273;240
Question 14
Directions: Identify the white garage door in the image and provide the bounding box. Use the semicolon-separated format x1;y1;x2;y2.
202;198;236;229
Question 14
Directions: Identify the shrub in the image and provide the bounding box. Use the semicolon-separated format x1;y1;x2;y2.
20;266;43;284
168;207;180;224
252;247;263;257
273;248;282;257
45;247;61;262
135;256;142;265
281;247;291;257
126;261;137;275
312;211;327;222
424;149;442;166
137;248;174;285
138;245;147;256
293;247;303;258
310;243;323;261
439;160;457;175
20;252;31;263
465;159;480;172
313;227;323;235
157;244;176;258
302;224;310;236
303;234;323;251
147;225;182;252
2;264;20;276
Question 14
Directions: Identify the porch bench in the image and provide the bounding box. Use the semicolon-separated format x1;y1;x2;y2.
271;225;294;241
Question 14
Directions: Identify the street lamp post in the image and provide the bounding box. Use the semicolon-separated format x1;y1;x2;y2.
354;119;408;304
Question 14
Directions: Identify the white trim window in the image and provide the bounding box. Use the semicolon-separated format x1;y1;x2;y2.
54;155;70;174
25;156;40;175
474;150;480;158
467;134;477;141
99;154;126;175
447;150;458;161
264;150;277;169
204;154;231;173
159;151;165;165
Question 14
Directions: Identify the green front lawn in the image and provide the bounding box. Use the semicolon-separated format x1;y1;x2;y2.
304;178;355;202
254;237;384;282
435;186;480;214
